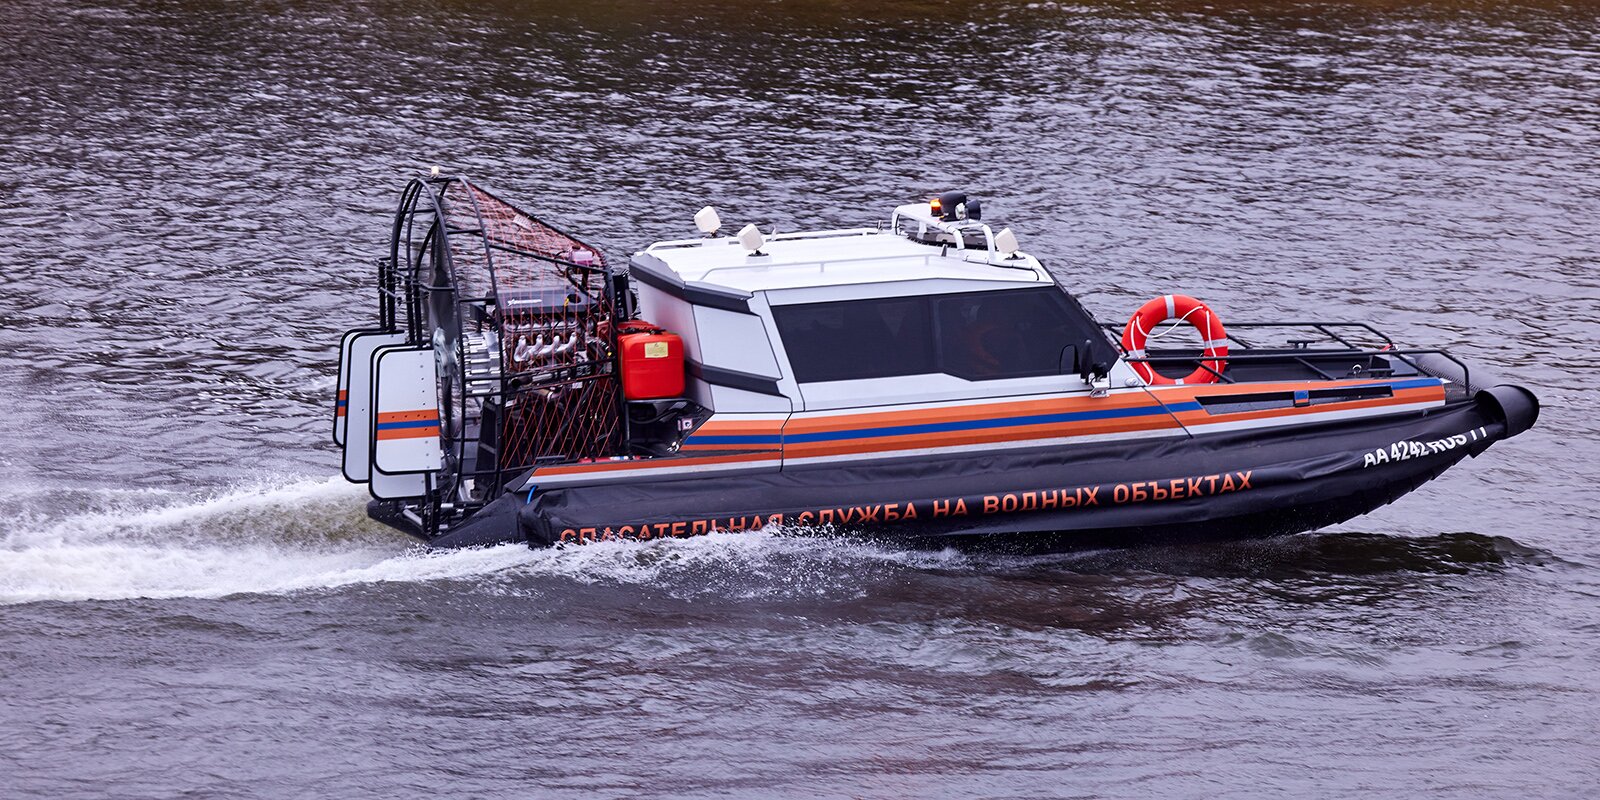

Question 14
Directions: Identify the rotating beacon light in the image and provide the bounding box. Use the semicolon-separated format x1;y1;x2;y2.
929;191;979;221
937;191;969;221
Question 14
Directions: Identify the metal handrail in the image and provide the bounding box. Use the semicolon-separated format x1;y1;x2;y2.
1099;317;1465;387
1123;347;1471;390
1104;320;1399;349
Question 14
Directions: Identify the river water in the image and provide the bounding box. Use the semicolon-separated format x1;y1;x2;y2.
1;0;1597;796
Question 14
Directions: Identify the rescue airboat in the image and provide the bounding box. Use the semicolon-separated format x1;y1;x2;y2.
333;174;1538;550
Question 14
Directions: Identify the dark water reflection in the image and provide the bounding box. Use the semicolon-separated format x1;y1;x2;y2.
1;0;1598;797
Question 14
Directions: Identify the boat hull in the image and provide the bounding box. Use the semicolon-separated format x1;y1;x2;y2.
412;387;1534;551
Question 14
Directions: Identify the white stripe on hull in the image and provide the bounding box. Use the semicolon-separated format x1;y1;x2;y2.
1180;399;1444;436
521;456;782;489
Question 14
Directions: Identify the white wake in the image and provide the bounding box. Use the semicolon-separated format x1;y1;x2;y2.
0;476;532;604
0;475;959;605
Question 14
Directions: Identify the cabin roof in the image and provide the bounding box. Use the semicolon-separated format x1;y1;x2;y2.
632;228;1050;294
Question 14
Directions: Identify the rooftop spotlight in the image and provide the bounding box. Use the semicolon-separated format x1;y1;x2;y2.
994;227;1020;259
694;206;721;237
738;223;767;256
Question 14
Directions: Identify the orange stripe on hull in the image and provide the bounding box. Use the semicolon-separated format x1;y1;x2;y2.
537;380;1445;478
782;415;1180;459
694;421;786;434
783;394;1164;435
376;426;440;441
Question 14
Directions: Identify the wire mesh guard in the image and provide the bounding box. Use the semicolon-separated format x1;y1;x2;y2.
388;175;621;501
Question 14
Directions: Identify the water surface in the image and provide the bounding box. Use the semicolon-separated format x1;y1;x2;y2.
1;1;1597;796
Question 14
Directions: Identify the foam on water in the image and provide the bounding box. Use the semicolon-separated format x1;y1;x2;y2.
0;476;524;604
0;475;962;605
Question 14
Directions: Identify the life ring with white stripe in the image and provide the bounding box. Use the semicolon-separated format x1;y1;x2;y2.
1121;294;1229;385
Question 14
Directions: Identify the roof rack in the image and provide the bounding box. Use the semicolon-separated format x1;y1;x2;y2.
891;202;1031;269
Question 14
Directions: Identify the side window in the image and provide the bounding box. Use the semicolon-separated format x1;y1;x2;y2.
771;296;934;382
772;288;1105;383
934;290;1084;380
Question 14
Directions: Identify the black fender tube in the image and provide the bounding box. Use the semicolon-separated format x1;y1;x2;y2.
1477;383;1540;439
427;493;525;548
1409;352;1539;439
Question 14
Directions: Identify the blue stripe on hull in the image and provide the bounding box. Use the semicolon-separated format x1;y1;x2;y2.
683;379;1441;448
783;402;1200;444
375;419;440;431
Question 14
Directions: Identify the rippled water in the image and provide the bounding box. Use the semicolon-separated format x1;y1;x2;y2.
2;0;1597;796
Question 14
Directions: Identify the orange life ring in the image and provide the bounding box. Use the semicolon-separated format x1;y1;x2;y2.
1121;294;1229;385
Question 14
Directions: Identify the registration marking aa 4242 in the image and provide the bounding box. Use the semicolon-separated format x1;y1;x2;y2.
1362;426;1489;468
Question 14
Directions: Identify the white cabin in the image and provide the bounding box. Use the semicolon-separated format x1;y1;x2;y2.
628;200;1135;416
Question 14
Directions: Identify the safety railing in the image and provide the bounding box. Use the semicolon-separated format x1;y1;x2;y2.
1101;320;1471;389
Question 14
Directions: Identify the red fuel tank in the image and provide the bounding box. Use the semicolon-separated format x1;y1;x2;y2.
617;322;685;400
